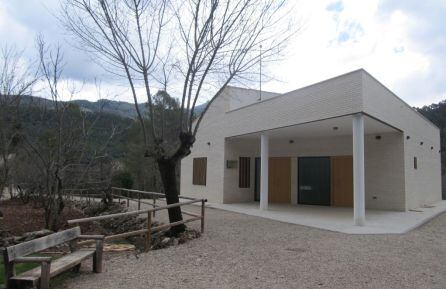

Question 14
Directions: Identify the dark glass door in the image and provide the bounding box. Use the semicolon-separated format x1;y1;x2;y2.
298;157;331;206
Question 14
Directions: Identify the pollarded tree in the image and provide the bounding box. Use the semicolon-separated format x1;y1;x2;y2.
61;0;295;234
123;91;180;192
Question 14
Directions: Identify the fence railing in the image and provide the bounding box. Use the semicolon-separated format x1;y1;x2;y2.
63;188;106;204
67;187;207;251
109;187;202;218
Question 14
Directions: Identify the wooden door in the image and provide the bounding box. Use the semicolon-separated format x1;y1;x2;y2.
268;157;291;203
330;156;353;207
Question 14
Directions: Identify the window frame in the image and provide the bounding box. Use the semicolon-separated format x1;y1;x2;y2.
239;157;251;188
192;157;207;186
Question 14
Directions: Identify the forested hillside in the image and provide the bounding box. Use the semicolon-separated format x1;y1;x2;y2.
18;97;134;159
20;95;206;119
16;96;445;198
13;95;180;194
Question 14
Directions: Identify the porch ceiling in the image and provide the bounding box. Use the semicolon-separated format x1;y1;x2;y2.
228;114;399;140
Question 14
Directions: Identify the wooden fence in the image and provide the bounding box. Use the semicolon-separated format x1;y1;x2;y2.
67;187;207;251
63;188;106;204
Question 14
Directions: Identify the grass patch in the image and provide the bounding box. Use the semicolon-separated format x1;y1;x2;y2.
0;258;41;285
0;254;70;287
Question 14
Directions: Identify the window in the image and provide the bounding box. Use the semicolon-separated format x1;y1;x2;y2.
193;157;207;185
239;157;250;188
414;157;418;170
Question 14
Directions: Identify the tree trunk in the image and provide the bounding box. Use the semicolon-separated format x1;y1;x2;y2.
44;179;65;231
157;158;186;235
46;197;64;231
8;184;14;199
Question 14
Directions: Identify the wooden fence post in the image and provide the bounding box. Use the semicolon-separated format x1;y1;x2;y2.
201;199;205;233
153;198;156;217
93;239;104;273
3;250;14;289
146;212;152;251
40;260;51;289
138;192;141;210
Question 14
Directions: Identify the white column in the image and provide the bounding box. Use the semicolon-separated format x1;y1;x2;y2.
352;113;365;226
260;133;269;210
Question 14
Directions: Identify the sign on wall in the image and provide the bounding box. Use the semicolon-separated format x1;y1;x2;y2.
226;160;238;169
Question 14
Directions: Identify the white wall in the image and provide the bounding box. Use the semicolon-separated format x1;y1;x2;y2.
181;69;441;211
362;71;442;209
225;86;280;111
364;133;406;210
180;96;226;203
222;133;406;210
404;135;442;209
181;71;363;203
223;71;363;137
223;139;257;203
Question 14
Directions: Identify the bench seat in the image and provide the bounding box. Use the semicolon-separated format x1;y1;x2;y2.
10;249;96;287
3;227;104;289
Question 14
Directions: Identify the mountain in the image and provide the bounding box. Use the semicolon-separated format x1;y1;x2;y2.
71;99;207;118
70;99;148;119
20;95;207;119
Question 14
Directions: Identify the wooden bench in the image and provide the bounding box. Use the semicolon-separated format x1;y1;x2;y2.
2;227;104;289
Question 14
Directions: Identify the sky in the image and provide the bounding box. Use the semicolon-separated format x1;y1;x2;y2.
0;0;445;107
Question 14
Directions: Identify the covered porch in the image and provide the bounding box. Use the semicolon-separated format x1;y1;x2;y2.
207;201;446;234
223;113;406;226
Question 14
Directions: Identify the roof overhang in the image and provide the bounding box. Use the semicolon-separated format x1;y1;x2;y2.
226;113;400;140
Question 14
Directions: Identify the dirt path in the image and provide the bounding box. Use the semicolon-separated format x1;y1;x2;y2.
60;206;446;289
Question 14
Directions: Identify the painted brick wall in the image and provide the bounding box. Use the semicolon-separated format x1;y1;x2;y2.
221;134;405;210
223;138;258;203
181;69;441;211
225;86;280;111
362;71;442;209
364;133;406;210
222;71;363;137
181;70;364;202
180;96;226;203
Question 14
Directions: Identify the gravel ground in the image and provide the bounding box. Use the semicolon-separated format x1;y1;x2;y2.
60;206;446;289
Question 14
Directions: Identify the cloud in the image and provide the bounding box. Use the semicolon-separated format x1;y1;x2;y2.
1;0;106;88
378;0;446;106
326;1;344;12
1;0;445;106
261;0;445;107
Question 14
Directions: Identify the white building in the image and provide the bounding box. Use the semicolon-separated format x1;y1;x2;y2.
180;69;442;226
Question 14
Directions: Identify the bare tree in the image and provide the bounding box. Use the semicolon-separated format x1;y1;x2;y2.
13;38;117;230
0;46;36;199
61;0;295;234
